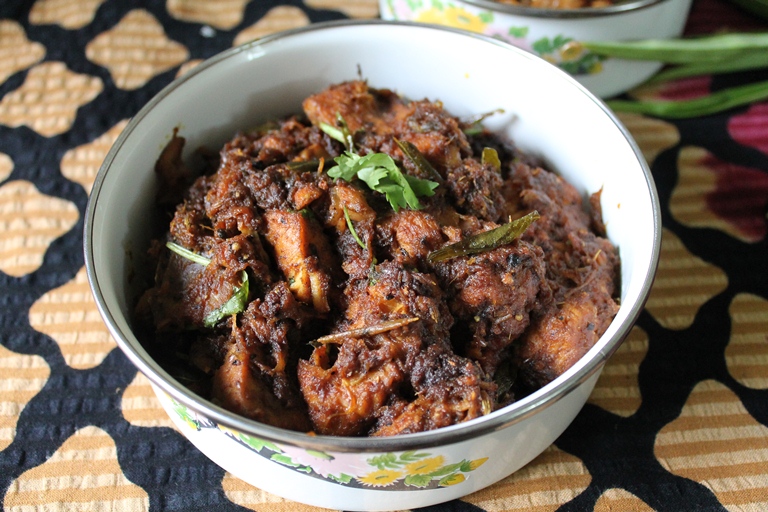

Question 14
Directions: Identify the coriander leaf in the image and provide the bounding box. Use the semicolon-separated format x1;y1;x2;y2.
203;270;249;327
405;174;439;200
327;151;438;212
376;181;410;212
327;151;361;181
356;164;390;188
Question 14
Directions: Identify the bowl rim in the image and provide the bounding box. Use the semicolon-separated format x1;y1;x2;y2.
453;0;671;18
84;19;661;453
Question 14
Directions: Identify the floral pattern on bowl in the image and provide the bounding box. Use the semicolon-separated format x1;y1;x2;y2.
166;395;489;490
382;0;605;76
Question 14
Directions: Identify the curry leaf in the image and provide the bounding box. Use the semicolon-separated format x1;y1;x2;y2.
395;138;443;182
427;210;540;263
166;241;211;266
481;147;501;173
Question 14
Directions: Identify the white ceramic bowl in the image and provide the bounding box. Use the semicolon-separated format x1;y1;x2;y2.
380;0;693;98
85;20;660;511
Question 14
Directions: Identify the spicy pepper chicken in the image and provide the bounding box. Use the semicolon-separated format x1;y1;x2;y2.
135;80;620;437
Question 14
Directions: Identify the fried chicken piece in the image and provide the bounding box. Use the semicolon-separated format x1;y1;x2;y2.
139;234;273;331
213;336;312;432
385;98;471;174
302;80;396;136
376;209;446;269
297;261;491;436
444;158;507;222
378;207;550;376
435;236;551;375
509;163;620;387
263;210;339;313
371;343;492;437
211;282;315;431
297;336;408;436
513;272;618;387
323;181;377;280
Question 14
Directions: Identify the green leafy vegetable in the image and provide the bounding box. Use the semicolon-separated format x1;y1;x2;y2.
166;241;211;266
647;50;768;84
203;270;249;328
607;80;768;119
580;32;768;118
427;210;540;263
343;205;366;250
583;32;768;64
327;151;439;212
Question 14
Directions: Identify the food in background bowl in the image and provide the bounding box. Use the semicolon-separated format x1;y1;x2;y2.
495;0;614;7
85;21;660;511
380;0;693;98
136;80;620;437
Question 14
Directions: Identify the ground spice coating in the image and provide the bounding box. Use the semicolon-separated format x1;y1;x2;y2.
135;81;620;437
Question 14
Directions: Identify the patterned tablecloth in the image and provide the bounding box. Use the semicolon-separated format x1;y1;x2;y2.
1;0;767;510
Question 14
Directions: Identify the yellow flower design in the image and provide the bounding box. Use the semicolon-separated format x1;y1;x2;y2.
415;7;487;34
404;455;445;475
358;469;404;487
442;473;466;486
467;457;488;471
217;423;241;438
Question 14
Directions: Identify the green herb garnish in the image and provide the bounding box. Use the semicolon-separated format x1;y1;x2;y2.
395;138;443;183
427;210;540;263
319;113;355;151
343;205;366;250
166;241;211;266
166;241;250;327
481;147;501;173
203;270;249;328
327;151;439;212
463;108;505;136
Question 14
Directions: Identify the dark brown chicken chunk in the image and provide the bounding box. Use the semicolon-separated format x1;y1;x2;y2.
298;261;491;436
138;80;620;436
509;163;620;388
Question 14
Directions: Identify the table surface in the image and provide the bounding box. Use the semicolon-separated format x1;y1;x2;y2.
1;0;766;511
